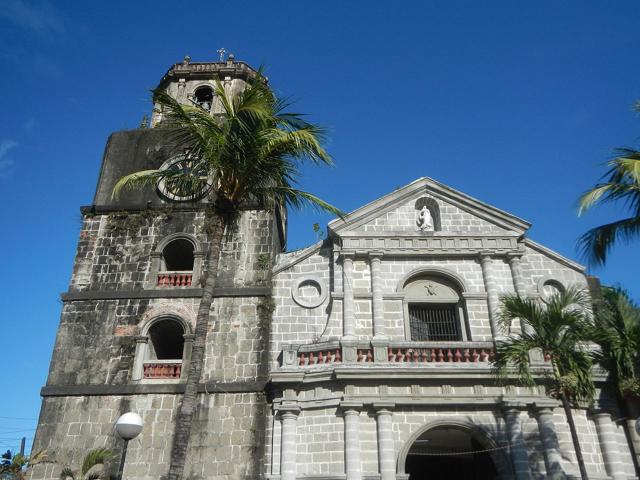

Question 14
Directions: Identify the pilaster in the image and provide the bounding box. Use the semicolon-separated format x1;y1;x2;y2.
502;401;532;480
181;334;195;380
507;253;533;336
131;336;148;381
374;403;396;480
279;405;301;480
479;253;502;339
342;253;355;339
533;402;563;478
341;402;363;480
369;252;385;339
590;407;626;479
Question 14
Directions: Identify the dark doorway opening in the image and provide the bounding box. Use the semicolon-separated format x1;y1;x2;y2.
405;426;499;480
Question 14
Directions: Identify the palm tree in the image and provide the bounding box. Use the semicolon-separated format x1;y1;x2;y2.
113;73;342;480
59;448;116;480
578;101;640;266
589;286;640;396
0;450;47;479
588;286;640;474
492;287;595;480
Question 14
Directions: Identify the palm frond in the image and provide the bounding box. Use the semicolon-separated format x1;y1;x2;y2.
494;288;595;402
112;170;164;199
59;467;75;479
81;448;115;476
263;186;345;219
577;216;640;266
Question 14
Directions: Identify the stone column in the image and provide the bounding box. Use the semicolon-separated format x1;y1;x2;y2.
502;404;532;480
375;406;396;480
280;407;300;480
181;334;195;379
626;399;640;469
533;405;563;478
342;404;363;480
369;252;385;338
507;254;533;335
591;410;625;479
131;336;148;381
342;254;355;338
479;253;502;339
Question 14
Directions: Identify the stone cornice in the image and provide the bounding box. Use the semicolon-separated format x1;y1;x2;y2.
523;238;586;273
61;286;271;302
41;380;267;397
336;235;519;257
158;60;261;89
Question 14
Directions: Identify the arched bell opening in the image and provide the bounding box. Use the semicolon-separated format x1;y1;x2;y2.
193;86;214;111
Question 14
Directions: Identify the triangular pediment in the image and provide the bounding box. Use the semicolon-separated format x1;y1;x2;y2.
328;177;531;237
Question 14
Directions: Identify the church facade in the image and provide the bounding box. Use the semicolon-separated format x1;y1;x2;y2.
29;58;638;480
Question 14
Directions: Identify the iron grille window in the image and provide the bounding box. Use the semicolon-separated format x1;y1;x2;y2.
409;303;461;341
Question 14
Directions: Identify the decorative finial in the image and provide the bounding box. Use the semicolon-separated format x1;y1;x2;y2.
217;48;227;62
183;55;191;65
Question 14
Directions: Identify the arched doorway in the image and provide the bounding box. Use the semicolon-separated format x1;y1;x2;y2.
403;425;502;480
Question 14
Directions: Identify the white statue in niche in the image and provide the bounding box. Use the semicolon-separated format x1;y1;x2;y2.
416;206;434;231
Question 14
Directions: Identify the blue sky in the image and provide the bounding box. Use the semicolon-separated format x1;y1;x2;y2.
0;0;639;454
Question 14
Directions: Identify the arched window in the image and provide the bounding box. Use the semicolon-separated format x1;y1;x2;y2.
147;319;185;360
133;317;192;381
162;238;194;271
402;274;468;341
155;237;198;288
193;86;213;110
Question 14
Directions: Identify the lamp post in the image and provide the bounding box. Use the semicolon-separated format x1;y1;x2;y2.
115;412;143;480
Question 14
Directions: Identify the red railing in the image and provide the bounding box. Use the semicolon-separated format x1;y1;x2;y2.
143;361;182;379
388;344;494;363
357;349;374;362
299;349;342;366
157;271;192;287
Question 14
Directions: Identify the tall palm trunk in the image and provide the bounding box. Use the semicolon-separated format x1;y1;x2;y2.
167;212;227;480
560;393;588;480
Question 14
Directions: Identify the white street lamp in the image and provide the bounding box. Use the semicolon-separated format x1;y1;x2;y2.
115;412;143;480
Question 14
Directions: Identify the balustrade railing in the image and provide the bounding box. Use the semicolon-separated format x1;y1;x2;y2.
281;341;495;368
157;271;193;287
143;360;182;379
387;342;495;364
299;348;342;366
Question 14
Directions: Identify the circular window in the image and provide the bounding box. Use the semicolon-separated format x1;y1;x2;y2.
537;277;565;303
157;153;212;202
292;277;327;308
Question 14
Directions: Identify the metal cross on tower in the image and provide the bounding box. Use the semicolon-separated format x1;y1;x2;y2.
217;48;227;62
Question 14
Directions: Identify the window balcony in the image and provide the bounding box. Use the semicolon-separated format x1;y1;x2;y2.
142;360;183;379
156;271;193;287
280;341;495;368
386;341;494;363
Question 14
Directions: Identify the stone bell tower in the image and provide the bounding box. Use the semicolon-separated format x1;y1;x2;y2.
29;55;283;480
150;53;261;126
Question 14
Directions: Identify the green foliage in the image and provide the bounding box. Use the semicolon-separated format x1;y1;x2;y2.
492;287;596;402
106;209;170;236
588;286;640;397
59;448;116;480
138;114;150;129
256;253;271;271
312;222;324;242
0;449;47;479
578;101;640;265
257;296;276;325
